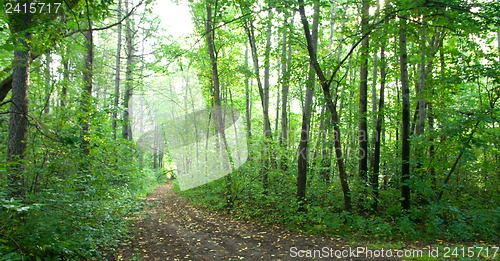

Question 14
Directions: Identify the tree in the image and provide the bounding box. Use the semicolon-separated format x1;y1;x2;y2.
297;0;351;211
279;15;291;147
371;13;388;211
244;47;252;139
6;0;32;198
80;0;94;156
122;0;135;140
358;0;370;185
112;0;123;140
205;0;234;206
399;12;411;211
241;1;274;192
297;0;319;206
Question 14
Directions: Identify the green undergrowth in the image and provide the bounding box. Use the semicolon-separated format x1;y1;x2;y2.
0;165;162;261
0;117;164;260
175;160;499;248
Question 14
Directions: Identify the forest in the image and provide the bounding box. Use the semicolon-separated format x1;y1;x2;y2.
0;0;499;259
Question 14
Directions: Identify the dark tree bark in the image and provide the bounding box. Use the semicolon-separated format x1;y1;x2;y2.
43;50;52;114
0;75;12;103
242;8;272;138
7;4;32;198
399;15;411;211
416;24;427;138
280;12;292;163
371;17;387;211
298;0;351;211
61;60;69;107
297;0;319;207
358;0;370;184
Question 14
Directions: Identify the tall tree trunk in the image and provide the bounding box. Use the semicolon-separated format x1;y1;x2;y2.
206;1;233;207
153;123;158;169
61;49;69;108
284;37;293;143
80;0;93;156
297;0;319;207
43;50;52;114
280;13;292;171
244;47;252;139
262;0;274;191
263;1;273;139
7;5;32;199
242;7;272;137
275;80;280;134
416;25;426;138
122;0;134;140
298;0;351;211
242;2;273;192
316;3;344;182
358;0;370;185
399;14;411;211
279;15;289;146
112;0;123;140
369;0;380;172
371;16;388;211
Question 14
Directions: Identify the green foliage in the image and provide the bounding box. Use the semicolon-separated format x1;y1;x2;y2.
0;108;161;259
178;150;499;243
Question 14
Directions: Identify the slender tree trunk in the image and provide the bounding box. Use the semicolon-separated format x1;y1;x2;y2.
206;1;233;207
244;47;252;139
81;2;93;155
298;0;351;211
7;5;32;198
60;49;70;108
262;0;274;190
280;15;290;146
430;48;446;190
416;27;426;138
242;3;273;192
112;0;123;140
437;121;480;201
153;124;158;169
391;47;400;190
399;15;411;211
371;16;387;211
369;0;380;172
280;13;292;170
122;0;134;140
242;6;272;137
358;0;370;185
297;0;319;207
275;81;280;134
263;1;273;139
43;50;52;114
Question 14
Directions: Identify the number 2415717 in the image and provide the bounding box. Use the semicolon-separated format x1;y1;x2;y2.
5;2;62;14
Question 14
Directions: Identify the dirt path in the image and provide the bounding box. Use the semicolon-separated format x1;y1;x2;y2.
113;183;393;260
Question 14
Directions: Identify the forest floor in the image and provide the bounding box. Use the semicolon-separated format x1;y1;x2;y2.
111;182;396;260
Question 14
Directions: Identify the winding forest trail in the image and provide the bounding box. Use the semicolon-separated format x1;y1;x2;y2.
113;183;385;260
